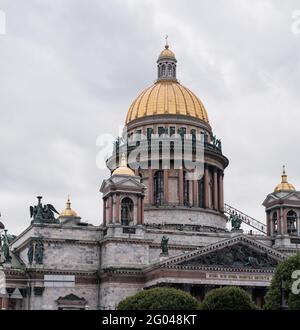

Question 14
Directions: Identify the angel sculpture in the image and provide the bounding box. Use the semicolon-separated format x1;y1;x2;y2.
230;213;242;231
30;196;59;224
42;204;59;221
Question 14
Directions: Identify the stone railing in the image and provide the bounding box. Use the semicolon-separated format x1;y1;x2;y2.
107;138;223;169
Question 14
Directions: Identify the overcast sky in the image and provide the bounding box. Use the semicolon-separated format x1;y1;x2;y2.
1;0;300;234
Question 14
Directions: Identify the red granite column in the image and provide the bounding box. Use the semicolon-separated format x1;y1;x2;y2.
218;172;224;212
282;208;287;234
102;198;107;226
148;169;154;205
204;166;209;209
213;168;218;211
164;169;169;204
108;196;113;224
193;178;199;207
277;208;281;235
115;194;120;223
267;211;271;236
141;196;145;224
189;178;193;206
179;168;184;206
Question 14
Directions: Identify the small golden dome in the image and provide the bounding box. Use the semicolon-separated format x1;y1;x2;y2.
125;80;209;124
274;166;296;193
158;44;176;60
59;196;78;218
112;153;135;176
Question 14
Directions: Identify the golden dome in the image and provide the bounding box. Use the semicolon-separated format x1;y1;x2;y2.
125;80;209;124
112;153;135;176
158;44;176;60
274;166;296;193
59;196;78;218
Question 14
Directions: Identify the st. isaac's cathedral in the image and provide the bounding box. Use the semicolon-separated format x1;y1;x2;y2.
1;42;300;310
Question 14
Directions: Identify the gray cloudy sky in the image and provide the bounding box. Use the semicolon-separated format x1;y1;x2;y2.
1;0;300;234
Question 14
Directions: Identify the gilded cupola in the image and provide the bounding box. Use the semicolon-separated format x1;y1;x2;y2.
112;153;135;176
59;196;79;218
274;166;296;193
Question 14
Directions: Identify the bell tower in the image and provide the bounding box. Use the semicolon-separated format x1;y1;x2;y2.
100;154;146;228
263;166;300;252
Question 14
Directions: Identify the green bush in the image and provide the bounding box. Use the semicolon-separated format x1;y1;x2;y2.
117;287;199;310
200;287;256;310
264;253;300;310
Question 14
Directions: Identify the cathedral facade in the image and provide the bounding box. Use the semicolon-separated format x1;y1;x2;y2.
1;43;300;310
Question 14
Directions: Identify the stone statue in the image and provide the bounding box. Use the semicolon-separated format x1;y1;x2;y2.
34;240;44;264
230;213;242;231
27;243;34;265
113;137;121;153
161;236;169;256
205;132;209;142
246;256;260;268
1;230;11;263
211;135;216;145
30;196;59;224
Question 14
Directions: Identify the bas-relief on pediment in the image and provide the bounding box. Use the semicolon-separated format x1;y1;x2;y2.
177;243;279;269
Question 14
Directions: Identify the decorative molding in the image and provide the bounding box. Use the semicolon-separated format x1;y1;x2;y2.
99;237;153;246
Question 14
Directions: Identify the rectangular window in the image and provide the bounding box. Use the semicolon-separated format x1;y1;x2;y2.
147;128;153;140
191;129;196;147
190;129;196;136
178;127;186;138
135;129;142;146
158;126;165;136
170;126;176;136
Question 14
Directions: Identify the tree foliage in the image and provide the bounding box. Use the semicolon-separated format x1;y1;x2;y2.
117;287;199;310
264;253;300;310
200;286;256;310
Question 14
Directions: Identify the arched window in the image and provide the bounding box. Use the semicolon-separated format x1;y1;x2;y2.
184;171;190;206
198;177;205;208
162;64;166;76
272;211;278;234
121;197;134;226
154;171;164;206
287;210;297;234
168;64;172;76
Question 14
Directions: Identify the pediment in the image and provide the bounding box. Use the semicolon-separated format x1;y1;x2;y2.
162;235;286;270
100;176;145;193
100;179;111;193
286;193;300;201
113;177;144;188
262;193;278;206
